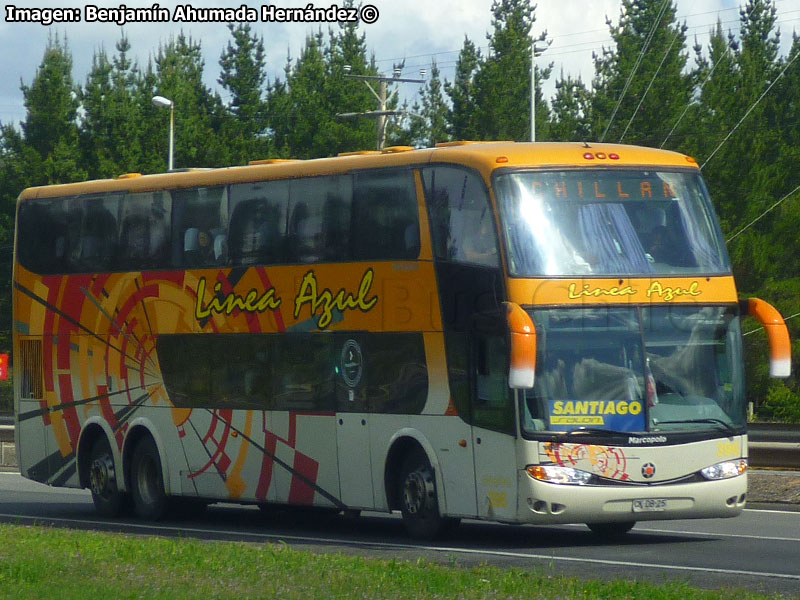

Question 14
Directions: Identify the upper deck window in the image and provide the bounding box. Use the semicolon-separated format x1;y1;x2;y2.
494;169;730;277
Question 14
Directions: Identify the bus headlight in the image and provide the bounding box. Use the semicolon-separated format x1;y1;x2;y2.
526;465;593;485
700;459;747;480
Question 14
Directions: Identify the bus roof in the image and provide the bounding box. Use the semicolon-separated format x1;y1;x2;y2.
18;141;698;201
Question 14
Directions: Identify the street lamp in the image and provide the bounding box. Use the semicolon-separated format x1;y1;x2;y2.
530;40;549;142
151;95;174;171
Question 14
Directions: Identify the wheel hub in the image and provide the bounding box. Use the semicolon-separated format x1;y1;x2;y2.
89;455;115;498
403;469;434;515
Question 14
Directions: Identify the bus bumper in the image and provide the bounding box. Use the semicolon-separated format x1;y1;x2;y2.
517;472;748;524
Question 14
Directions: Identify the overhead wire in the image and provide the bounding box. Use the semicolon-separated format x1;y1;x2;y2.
618;27;681;142
701;47;800;170
595;0;670;142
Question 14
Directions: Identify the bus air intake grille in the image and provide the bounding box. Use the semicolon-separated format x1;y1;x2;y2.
19;339;43;399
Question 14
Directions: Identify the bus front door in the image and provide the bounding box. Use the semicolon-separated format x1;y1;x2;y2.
471;333;518;520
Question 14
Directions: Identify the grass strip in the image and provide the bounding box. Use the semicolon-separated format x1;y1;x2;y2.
0;523;789;600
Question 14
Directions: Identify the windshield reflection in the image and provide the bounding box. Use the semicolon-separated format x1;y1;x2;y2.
521;306;745;435
495;170;730;277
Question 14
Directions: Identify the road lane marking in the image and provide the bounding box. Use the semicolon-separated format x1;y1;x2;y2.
0;512;799;581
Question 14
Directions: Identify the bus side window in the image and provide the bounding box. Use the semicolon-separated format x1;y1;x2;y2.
18;198;72;274
117;192;171;271
288;176;352;264
352;170;420;260
79;195;120;271
422;167;500;268
229;181;288;266
175;186;228;268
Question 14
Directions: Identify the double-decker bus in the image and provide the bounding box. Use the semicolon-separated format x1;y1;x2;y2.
13;142;790;538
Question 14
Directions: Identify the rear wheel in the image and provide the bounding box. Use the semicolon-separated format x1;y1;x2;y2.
399;449;449;540
88;437;128;518
130;437;168;521
586;521;636;538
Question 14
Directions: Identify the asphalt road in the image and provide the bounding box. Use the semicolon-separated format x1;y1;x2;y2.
1;472;799;598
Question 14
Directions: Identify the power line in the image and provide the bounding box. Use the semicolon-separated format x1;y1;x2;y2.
726;183;800;244
744;311;800;336
600;0;674;142
619;27;681;143
701;47;800;170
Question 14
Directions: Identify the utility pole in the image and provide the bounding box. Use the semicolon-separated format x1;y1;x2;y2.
337;67;424;150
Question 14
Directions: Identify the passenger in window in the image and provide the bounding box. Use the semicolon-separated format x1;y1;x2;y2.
647;225;676;264
290;202;321;263
183;228;215;266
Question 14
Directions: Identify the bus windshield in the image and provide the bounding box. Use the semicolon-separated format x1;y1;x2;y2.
495;169;730;277
521;306;746;436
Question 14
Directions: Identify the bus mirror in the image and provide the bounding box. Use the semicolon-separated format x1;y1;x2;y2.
741;298;791;378
504;302;536;389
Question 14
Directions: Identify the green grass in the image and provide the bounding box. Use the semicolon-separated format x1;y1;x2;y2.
0;524;791;600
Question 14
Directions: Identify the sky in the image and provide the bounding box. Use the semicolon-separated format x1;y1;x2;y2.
0;0;798;128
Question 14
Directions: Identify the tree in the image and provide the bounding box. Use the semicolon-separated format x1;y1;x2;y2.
445;36;482;140
268;15;380;158
143;32;227;171
218;23;270;164
590;0;691;147
19;33;85;184
80;35;143;178
406;60;449;148
470;0;551;141
548;72;593;141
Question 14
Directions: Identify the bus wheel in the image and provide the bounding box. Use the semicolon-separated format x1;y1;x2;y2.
130;437;168;521
88;437;127;518
399;450;446;540
586;521;636;538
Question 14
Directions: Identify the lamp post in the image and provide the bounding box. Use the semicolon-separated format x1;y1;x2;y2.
530;41;548;143
152;95;174;171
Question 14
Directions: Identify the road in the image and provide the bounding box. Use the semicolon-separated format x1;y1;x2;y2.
1;472;799;597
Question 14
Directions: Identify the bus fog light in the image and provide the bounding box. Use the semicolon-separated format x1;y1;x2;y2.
527;465;592;485
701;459;747;480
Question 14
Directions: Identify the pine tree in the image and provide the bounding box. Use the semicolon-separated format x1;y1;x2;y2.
271;30;329;158
80;35;143;178
268;15;380;158
470;0;551;141
19;33;85;184
548;72;592;141
407;60;449;147
218;23;270;164
144;33;227;170
319;17;382;154
590;0;690;146
445;36;481;140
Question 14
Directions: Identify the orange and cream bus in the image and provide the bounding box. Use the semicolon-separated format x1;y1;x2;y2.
13;142;790;538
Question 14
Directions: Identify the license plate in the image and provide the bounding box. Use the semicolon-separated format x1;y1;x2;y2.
632;498;667;512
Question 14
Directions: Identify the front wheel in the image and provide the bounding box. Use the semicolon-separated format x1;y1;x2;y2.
399;450;449;540
88;437;128;518
586;521;636;538
130;437;168;521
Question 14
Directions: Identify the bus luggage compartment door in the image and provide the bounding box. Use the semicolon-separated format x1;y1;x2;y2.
336;412;375;509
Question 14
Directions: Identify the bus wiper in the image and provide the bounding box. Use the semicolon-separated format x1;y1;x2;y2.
563;427;626;437
655;418;737;435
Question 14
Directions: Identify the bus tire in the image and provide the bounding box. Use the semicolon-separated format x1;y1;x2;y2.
586;521;636;538
130;436;168;521
88;437;128;518
399;449;446;540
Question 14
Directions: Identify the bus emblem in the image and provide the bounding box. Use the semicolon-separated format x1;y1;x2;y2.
642;463;656;478
340;339;363;388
